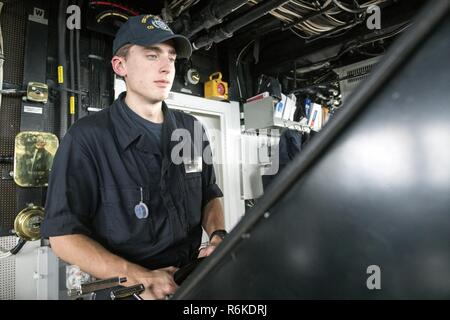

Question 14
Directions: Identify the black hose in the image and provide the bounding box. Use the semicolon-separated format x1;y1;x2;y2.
172;0;248;39
10;238;26;255
193;0;290;50
58;0;69;137
226;0;290;34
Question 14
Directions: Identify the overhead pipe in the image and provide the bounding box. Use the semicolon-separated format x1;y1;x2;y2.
192;0;291;50
69;22;75;126
226;17;282;47
171;0;248;39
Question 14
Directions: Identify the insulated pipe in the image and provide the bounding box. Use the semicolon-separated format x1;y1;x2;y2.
69;27;75;126
58;0;69;137
171;0;248;39
193;0;291;50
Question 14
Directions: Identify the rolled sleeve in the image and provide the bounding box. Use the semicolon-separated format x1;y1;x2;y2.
41;132;98;238
203;183;223;208
201;126;223;208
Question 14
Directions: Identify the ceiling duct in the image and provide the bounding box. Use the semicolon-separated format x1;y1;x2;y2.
192;0;291;50
170;0;249;39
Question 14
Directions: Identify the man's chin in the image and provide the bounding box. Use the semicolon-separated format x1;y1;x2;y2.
151;89;171;101
161;92;170;100
150;95;167;104
131;88;172;103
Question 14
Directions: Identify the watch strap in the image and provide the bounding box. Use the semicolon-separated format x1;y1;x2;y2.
209;229;227;242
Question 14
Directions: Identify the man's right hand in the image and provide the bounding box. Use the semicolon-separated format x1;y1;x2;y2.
130;266;179;300
49;235;179;300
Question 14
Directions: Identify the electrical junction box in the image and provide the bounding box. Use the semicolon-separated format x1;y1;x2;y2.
243;96;301;130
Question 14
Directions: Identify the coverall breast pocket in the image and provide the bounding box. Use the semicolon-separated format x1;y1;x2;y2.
100;187;154;246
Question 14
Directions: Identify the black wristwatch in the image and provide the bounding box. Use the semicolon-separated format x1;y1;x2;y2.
209;229;227;242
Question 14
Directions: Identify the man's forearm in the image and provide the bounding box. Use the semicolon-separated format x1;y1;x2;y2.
201;197;225;237
49;234;149;283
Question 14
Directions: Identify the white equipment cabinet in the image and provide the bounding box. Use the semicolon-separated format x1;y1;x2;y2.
1;238;59;300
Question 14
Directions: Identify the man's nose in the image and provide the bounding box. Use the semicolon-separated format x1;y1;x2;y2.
159;57;174;73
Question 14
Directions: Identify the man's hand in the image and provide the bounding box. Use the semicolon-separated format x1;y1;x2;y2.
48;235;179;300
197;237;223;258
198;244;217;258
129;266;179;300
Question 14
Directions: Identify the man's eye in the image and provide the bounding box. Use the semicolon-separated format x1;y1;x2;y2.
147;54;158;60
169;57;176;63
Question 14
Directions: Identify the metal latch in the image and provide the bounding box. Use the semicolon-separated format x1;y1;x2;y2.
26;82;48;103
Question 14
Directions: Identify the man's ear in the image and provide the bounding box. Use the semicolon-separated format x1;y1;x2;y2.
111;56;127;78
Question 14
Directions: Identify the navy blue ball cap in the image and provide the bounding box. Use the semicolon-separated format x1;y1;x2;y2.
113;14;192;59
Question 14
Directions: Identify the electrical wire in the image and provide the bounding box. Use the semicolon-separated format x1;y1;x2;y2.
269;0;386;39
332;0;363;13
89;1;139;16
96;11;129;23
169;0;201;16
289;21;409;95
289;27;311;39
305;19;361;43
236;40;255;100
0;251;11;259
0;236;19;259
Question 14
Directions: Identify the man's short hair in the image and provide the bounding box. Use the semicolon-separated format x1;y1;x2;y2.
115;43;133;59
114;43;133;81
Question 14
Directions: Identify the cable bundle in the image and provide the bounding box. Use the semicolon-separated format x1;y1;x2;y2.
250;0;386;40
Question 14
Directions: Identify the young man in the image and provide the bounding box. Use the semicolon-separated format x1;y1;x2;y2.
41;15;226;300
